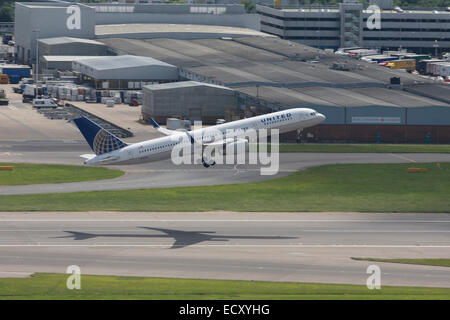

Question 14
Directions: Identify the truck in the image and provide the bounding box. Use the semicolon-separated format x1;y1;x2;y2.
0;89;9;106
385;59;416;71
2;34;13;45
22;84;37;103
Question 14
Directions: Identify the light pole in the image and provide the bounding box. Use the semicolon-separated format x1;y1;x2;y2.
32;29;40;83
433;39;439;58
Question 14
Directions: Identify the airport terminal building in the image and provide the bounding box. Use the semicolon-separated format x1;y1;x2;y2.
258;0;450;54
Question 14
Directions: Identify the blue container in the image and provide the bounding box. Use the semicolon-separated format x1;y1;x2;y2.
2;66;31;79
8;75;20;84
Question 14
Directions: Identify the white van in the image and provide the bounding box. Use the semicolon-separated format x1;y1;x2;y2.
32;98;58;109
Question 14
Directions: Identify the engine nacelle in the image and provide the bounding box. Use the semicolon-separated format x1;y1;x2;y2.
224;139;249;155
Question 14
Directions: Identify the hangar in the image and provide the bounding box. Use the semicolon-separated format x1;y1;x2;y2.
72;55;179;90
41;56;100;77
38;37;108;57
38;37;110;74
142;81;238;123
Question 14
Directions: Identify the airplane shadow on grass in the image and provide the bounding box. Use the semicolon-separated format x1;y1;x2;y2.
54;227;298;249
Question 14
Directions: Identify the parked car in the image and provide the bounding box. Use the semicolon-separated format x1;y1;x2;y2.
129;99;139;106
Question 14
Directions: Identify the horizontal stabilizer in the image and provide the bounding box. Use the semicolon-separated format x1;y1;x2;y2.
80;154;96;160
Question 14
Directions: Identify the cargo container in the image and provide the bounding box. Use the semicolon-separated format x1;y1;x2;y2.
347;49;378;58
402;54;431;62
0;65;31;81
434;62;450;77
417;59;444;74
426;61;448;75
0;74;8;84
8;75;21;84
385;59;416;71
362;55;398;64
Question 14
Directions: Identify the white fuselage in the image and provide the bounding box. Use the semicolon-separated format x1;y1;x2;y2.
85;108;325;165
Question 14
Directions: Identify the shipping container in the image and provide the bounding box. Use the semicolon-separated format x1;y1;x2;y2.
386;59;416;71
434;62;450;77
0;65;31;79
426;61;450;75
0;74;9;84
9;75;21;84
417;59;444;74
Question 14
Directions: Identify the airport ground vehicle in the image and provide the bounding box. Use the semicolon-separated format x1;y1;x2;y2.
0;89;9;106
129;99;139;106
12;86;23;94
2;34;13;45
22;84;46;103
32;98;58;109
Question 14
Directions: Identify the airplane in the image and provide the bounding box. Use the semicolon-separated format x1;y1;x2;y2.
55;227;297;249
73;108;325;167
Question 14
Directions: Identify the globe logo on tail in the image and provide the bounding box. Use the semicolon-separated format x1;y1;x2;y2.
93;129;125;155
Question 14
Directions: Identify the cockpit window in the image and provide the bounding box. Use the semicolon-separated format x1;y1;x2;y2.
310;112;316;116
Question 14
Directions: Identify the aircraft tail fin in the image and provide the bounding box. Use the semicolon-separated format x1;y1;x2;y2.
73;117;127;155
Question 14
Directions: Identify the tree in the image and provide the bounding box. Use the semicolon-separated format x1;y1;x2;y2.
0;3;14;22
240;0;256;14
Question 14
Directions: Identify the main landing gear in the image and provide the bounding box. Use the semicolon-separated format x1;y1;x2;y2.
202;157;216;168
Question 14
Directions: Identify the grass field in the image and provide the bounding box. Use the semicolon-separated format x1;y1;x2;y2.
0;273;449;300
352;258;450;268
0;162;448;212
0;163;124;186
272;144;450;153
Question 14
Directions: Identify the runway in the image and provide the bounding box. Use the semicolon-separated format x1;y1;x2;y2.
0;211;449;287
1;140;450;195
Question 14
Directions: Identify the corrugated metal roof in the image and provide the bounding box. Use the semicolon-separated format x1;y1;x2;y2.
73;55;175;70
39;37;106;46
99;37;450;108
43;56;103;62
95;24;274;38
143;81;233;91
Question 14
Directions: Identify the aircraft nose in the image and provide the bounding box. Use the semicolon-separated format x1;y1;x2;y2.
319;113;326;121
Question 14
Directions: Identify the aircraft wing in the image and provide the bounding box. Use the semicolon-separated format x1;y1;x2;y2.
203;137;237;147
141;227;213;249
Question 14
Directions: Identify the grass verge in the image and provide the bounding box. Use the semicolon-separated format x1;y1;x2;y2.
273;144;450;153
0;273;449;300
0;162;448;212
0;163;124;186
352;258;450;268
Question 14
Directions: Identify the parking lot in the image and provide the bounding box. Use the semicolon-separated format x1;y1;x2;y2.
0;84;81;141
0;83;163;142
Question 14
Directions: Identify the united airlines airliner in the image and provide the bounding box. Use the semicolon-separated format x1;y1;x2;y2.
73;108;325;167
